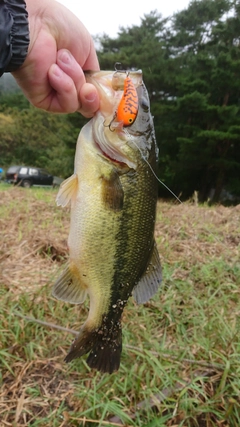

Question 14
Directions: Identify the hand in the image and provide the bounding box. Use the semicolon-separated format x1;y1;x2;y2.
12;0;100;116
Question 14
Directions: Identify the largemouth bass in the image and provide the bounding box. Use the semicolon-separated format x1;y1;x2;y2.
53;69;162;374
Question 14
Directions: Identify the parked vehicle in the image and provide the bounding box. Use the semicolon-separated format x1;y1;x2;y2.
6;165;54;187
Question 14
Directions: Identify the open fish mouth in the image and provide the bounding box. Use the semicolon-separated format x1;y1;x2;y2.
94;139;127;166
92;113;137;169
85;68;145;169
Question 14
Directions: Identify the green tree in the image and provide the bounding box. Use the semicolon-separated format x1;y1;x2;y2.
97;11;168;98
163;0;240;201
97;12;175;194
1;1;240;202
0;91;90;178
97;1;240;202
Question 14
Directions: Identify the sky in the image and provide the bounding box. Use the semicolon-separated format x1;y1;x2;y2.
58;0;190;38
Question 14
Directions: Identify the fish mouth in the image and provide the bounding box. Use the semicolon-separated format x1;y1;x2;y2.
93;113;137;169
94;140;126;166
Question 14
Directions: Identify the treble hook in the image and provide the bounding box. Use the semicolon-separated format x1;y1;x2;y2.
114;62;129;76
103;113;117;132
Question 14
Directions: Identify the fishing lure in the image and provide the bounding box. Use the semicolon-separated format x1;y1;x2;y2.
117;74;139;126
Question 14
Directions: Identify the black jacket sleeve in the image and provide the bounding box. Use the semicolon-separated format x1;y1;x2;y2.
0;0;29;76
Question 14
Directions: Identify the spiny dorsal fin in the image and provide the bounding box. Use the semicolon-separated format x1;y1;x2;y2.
56;174;78;207
133;242;162;304
52;263;87;304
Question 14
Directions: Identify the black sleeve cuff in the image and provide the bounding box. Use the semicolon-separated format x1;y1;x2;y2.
0;0;30;76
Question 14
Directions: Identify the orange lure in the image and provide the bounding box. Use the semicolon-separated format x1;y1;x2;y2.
117;75;138;126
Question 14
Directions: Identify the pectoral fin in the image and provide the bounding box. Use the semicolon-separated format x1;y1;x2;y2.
101;170;124;211
52;263;87;304
133;242;162;304
56;174;78;207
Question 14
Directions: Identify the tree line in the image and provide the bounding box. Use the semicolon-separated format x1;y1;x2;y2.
0;0;240;203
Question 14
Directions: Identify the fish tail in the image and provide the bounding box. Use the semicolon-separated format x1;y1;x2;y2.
65;321;122;374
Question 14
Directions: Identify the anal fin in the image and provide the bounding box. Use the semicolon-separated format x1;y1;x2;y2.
133;241;162;304
52;263;87;304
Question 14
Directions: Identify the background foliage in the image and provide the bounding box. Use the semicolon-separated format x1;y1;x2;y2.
1;0;240;202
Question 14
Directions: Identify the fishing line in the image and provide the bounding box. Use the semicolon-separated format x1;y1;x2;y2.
124;130;182;204
126;134;224;245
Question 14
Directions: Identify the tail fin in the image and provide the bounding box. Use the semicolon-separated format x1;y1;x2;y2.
65;323;122;374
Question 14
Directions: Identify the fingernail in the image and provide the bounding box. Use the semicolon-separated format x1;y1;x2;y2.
59;50;71;65
84;91;97;102
52;64;63;77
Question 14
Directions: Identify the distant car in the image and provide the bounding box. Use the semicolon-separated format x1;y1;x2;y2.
6;165;54;188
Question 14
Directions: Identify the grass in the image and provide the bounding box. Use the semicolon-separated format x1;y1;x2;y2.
0;185;239;426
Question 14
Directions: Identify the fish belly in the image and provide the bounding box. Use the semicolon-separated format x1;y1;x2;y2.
68;146;122;326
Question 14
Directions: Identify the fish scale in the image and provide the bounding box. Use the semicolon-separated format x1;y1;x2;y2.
53;70;162;374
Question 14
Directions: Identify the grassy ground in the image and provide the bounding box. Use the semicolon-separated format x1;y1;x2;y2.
0;185;239;426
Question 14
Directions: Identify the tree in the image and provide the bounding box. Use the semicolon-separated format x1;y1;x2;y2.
163;0;240;201
97;12;176;195
97;11;168;98
0;92;85;177
1;2;240;202
97;1;240;202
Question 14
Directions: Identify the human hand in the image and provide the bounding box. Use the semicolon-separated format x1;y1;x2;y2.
12;0;100;117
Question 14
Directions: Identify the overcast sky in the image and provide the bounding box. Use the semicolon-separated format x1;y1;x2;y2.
58;0;190;38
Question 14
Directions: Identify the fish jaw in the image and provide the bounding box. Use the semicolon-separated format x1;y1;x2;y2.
85;70;143;127
92;112;137;169
85;70;143;123
86;71;157;169
85;71;121;118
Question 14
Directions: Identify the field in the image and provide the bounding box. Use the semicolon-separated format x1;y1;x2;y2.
0;185;239;427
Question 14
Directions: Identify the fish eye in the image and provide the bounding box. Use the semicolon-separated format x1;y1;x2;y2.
128;118;133;123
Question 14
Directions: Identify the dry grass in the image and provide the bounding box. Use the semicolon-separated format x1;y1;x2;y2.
0;187;68;295
0;185;239;426
1;187;239;297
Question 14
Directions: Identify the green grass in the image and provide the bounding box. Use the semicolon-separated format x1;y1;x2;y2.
0;186;239;426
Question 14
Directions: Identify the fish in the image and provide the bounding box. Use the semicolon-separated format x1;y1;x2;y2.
53;69;162;374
